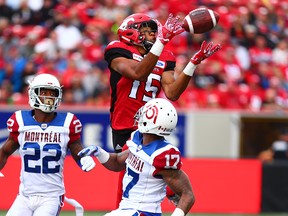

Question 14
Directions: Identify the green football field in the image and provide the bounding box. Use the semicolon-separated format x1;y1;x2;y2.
1;211;288;216
59;212;288;216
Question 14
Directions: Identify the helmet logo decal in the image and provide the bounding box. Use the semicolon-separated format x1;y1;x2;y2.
145;105;158;124
119;17;135;30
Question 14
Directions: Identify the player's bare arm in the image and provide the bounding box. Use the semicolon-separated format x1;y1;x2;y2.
69;139;96;172
110;54;160;81
161;41;221;101
159;169;195;214
68;138;84;162
109;14;184;82
101;149;128;172
161;70;191;101
0;135;19;170
78;146;128;172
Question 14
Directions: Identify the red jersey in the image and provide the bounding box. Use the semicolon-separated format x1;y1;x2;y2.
104;40;176;130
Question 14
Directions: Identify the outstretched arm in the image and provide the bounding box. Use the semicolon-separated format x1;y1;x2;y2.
78;145;128;172
162;40;221;101
111;14;184;81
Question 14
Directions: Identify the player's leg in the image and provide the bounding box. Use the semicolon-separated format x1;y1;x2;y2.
6;194;33;216
112;129;133;153
112;129;133;207
33;195;64;216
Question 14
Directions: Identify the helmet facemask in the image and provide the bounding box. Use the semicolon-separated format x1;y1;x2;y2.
28;74;62;113
118;14;158;52
139;20;158;51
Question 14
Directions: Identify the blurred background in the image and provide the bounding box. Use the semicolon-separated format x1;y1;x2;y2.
1;0;288;214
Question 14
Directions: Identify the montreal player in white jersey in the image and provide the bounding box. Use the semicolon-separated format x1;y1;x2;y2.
78;98;195;216
0;73;96;216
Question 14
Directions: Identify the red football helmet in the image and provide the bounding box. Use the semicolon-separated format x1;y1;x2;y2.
117;13;157;51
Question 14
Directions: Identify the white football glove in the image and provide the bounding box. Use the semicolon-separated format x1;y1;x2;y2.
78;145;100;157
78;145;110;164
155;14;184;45
80;156;95;172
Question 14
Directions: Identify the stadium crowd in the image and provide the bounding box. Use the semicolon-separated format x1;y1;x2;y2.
0;0;288;112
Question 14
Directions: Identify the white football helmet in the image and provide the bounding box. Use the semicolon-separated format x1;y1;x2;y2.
134;98;178;136
28;73;62;113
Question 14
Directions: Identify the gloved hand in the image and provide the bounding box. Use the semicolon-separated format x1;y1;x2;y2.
79;156;95;172
156;14;184;45
78;145;110;164
190;41;221;65
78;145;100;157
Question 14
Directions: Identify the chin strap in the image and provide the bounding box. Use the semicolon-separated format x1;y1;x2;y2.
143;40;154;52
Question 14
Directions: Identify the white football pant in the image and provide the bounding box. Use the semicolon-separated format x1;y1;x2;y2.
104;209;141;216
6;194;63;216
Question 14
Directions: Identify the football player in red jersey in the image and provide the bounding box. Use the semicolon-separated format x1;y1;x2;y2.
104;13;221;206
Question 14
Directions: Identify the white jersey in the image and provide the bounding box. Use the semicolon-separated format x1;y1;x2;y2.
7;110;82;197
119;130;182;213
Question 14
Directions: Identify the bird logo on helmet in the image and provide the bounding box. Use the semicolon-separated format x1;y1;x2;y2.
134;98;178;136
117;13;158;51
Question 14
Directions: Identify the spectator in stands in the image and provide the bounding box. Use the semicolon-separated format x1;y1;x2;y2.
82;66;107;102
11;0;37;25
96;0;129;23
241;24;258;48
249;34;272;67
218;81;249;110
232;40;251;71
221;46;243;83
0;0;13;21
53;13;83;52
271;39;288;66
0;0;286;111
0;79;13;104
258;127;288;162
0;27;19;54
245;73;265;111
34;0;56;28
34;31;58;60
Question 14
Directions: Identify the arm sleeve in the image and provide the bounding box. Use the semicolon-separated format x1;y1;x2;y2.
68;115;82;145
165;61;176;71
7;112;20;142
152;147;182;176
104;48;132;66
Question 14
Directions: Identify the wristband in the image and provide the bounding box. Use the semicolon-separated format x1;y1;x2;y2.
183;61;197;77
150;39;165;57
96;148;110;164
171;208;185;216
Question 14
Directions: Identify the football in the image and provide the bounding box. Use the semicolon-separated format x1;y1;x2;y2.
182;8;220;34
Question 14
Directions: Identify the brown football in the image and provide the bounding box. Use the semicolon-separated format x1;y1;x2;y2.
183;8;220;34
